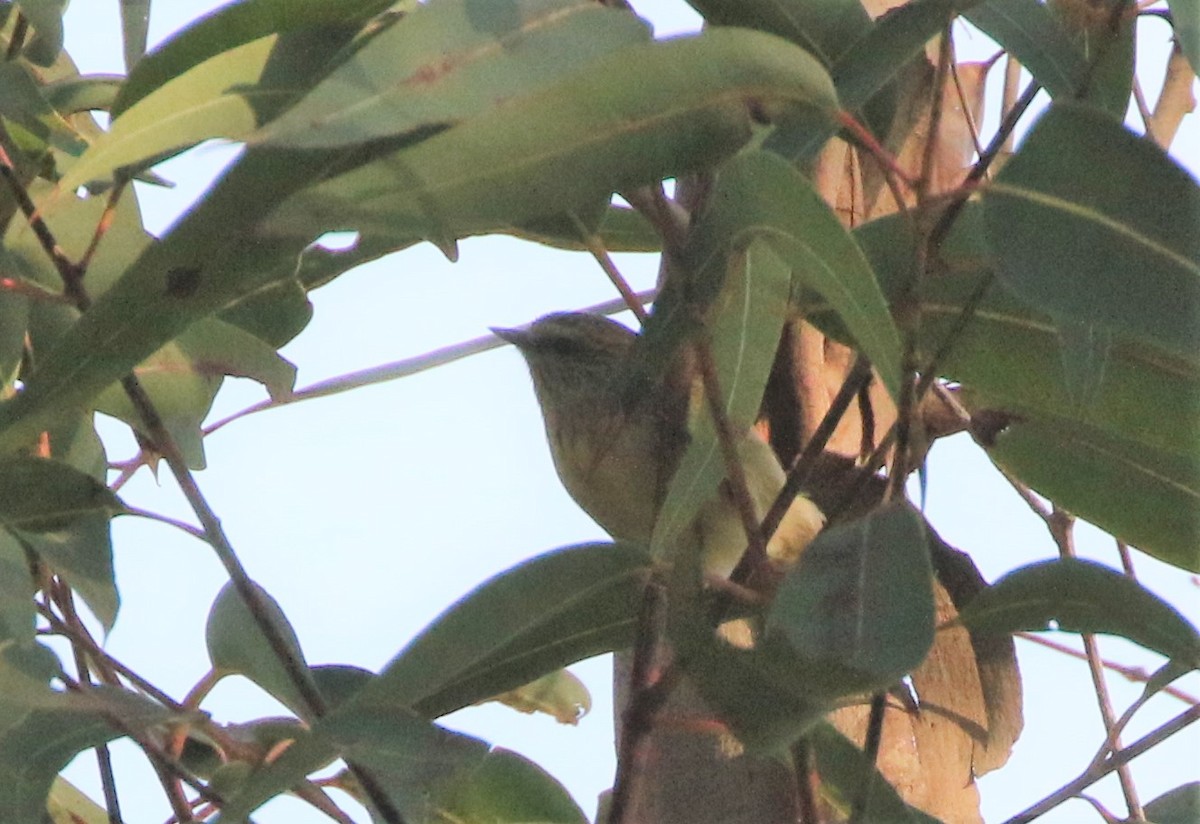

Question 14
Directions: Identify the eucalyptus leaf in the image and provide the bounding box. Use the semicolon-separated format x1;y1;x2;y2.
205;580;312;718
255;0;652;149
262;27;839;242
982;103;1200;361
955;558;1200;667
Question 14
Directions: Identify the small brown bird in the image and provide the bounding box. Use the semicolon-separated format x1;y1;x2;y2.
494;312;823;576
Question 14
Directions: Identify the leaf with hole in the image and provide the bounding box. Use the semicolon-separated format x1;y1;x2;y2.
955;558;1200;667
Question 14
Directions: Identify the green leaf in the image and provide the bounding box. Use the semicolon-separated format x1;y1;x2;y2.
963;0;1087;99
987;415;1200;572
14;0;66;66
57;33;295;192
1171;0;1200;76
0;640;61;737
255;0;652;149
1144;782;1200;824
92;318;298;469
833;0;986;113
955;558;1200;667
261;27;839;242
767;503;935;692
0;457;121;532
849;204;1200;465
370;542;651;720
46;777;111;824
488;668;591;724
982;103;1200;361
205;580;312;718
684;0;871;65
434;746;588;824
807;723;944;823
42;75;124;116
0;533;35;643
0;63;87;157
0;687;172;824
111;0;395;116
118;0;150;72
648;238;793;561
0;148;345;453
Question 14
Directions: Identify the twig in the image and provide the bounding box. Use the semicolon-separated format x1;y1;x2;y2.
1003;467;1144;819
571;212;648;322
849;692;888;824
1002;703;1200;824
1017;633;1199;705
608;581;666;824
695;338;770;572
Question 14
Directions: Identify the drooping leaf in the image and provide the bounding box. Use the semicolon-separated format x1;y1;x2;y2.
205;580;312;718
1171;0;1200;75
0;456;120;532
832;0;987;113
987;415;1200;572
850;204;1200;459
767;503;935;693
981;103;1200;361
0;63;87;158
92;318;297;468
1144;782;1200;824
111;0;396;116
255;0;652;149
807;723;945;823
955;558;1200;667
0;147;352;453
430;746;588;824
370;542;650;720
0;533;35;644
0;687;173;824
118;0;150;72
649;238;793;559
684;0;871;66
963;0;1087;99
488;668;592;725
13;0;66;66
261;27;840;243
55;26;350;194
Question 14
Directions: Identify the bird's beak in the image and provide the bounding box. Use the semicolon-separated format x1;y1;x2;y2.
490;326;532;348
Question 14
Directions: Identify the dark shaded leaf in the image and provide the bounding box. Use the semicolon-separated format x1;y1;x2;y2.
955;558;1200;667
963;0;1086;99
1144;782;1200;824
1171;0;1200;75
0;456;120;532
42;75;124;115
118;0;150;72
987;416;1199;572
767;503;935;692
685;0;871;65
372;542;650;719
14;0;66;66
982;103;1200;361
808;723;945;823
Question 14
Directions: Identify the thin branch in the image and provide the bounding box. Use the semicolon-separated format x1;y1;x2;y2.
608;581;666;824
1002;703;1200;824
570;212;648;322
1003;468;1144;820
849;692;889;824
1017;633;1199;706
695;338;770;572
